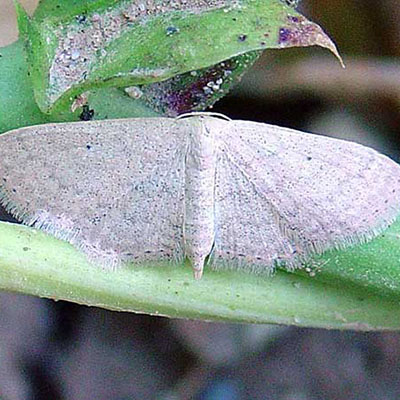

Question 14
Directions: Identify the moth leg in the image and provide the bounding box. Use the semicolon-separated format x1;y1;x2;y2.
191;256;205;280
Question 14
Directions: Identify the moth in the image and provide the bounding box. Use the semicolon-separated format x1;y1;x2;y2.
0;115;399;279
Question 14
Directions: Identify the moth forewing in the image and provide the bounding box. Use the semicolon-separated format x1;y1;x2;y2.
1;116;400;278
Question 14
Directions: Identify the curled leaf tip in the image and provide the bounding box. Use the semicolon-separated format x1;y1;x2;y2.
279;15;345;68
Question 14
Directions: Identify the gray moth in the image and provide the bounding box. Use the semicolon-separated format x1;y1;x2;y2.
0;115;400;279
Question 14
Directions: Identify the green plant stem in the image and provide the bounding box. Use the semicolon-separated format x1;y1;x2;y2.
0;220;400;330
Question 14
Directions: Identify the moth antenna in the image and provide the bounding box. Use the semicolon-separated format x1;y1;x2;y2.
176;112;232;122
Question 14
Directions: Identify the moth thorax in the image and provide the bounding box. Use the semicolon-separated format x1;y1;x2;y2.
184;121;217;279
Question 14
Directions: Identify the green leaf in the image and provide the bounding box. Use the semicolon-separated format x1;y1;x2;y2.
137;52;261;116
0;218;400;330
0;37;260;129
0;40;158;134
33;0;120;22
17;0;342;113
0;40;49;133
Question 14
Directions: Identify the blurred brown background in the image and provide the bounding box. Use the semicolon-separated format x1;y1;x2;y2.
1;1;400;400
0;0;38;45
